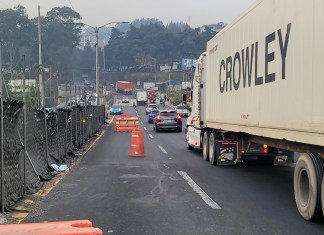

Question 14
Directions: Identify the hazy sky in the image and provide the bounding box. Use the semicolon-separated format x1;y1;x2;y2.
0;0;256;27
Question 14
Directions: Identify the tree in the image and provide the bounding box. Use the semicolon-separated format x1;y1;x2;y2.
133;53;156;72
105;27;126;70
0;5;36;72
79;40;95;73
104;21;217;71
39;7;82;81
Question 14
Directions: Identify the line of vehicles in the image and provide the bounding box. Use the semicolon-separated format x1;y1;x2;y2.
114;81;159;106
103;0;323;223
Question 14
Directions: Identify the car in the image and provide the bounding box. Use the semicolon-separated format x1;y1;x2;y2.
122;96;129;103
147;109;159;123
109;104;123;115
145;103;158;115
175;105;189;117
153;110;182;132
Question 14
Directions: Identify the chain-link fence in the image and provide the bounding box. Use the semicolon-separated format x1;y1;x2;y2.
0;100;105;210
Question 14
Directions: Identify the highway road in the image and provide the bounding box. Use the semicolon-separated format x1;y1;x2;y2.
24;100;324;234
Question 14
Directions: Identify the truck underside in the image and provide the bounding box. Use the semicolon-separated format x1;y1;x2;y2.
185;126;294;166
185;123;324;221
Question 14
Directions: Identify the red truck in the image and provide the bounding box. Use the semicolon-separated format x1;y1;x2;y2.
146;89;157;104
115;81;134;94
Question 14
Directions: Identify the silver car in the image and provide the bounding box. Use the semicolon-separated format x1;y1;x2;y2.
175;105;189;117
146;104;158;115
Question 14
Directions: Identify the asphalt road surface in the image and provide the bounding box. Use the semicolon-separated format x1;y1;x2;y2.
24;104;324;235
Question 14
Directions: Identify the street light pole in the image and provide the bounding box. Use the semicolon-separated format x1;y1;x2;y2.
64;21;129;106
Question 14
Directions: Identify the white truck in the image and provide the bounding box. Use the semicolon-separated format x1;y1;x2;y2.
185;0;324;221
175;105;189;117
136;89;147;106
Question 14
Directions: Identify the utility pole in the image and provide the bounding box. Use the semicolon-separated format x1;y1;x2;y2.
168;68;171;87
38;7;49;167
103;38;106;71
38;6;45;108
95;27;100;106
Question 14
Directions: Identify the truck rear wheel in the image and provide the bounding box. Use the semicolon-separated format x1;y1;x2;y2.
294;152;324;221
202;132;210;161
322;176;324;218
208;132;218;165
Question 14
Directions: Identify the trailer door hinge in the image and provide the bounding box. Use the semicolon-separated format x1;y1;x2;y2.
200;84;203;88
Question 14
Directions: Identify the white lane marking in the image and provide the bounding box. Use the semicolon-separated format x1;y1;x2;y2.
137;114;139;117
178;171;221;209
141;121;143;125
108;116;115;125
149;134;154;139
144;127;147;131
158;145;168;154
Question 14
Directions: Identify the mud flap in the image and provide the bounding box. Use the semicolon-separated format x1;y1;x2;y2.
216;140;238;166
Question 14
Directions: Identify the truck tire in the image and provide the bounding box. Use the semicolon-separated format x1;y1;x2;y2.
202;132;210;161
294;152;324;221
322;176;324;218
208;132;218;165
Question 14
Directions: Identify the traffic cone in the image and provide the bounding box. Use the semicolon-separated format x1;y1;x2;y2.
130;128;144;157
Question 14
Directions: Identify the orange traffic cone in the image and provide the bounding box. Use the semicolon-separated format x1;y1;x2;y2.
130;128;144;157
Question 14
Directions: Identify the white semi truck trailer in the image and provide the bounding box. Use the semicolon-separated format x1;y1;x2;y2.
185;0;324;221
136;89;147;106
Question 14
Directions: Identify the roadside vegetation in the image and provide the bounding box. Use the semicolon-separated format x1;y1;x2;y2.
0;5;217;85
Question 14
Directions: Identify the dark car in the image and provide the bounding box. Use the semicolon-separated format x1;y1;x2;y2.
148;109;159;123
153;110;182;132
109;104;123;115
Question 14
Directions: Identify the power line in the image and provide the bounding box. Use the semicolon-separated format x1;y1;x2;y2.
67;0;76;12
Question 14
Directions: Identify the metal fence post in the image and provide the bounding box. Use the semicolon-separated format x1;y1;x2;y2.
65;112;68;158
22;55;27;195
70;83;73;150
56;113;60;165
0;44;4;212
75;109;78;147
79;110;82;146
75;85;78;147
42;71;49;166
70;111;73;150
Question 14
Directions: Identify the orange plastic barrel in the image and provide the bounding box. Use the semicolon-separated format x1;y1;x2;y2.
0;220;103;235
130;128;144;157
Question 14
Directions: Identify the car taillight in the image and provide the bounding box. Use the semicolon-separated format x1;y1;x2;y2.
263;144;268;153
176;115;182;121
156;116;162;122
